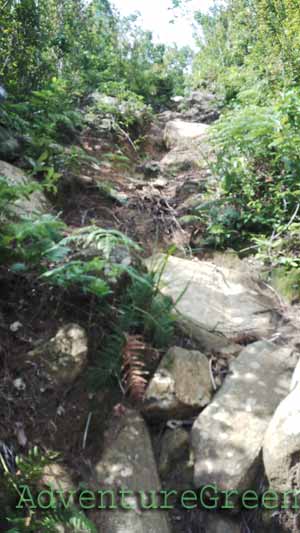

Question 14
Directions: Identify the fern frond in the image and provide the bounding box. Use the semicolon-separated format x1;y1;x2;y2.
56;226;141;258
122;334;148;401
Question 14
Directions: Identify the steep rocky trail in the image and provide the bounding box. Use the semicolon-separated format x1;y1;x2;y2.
59;99;216;257
1;92;300;533
81;95;300;533
68;94;300;532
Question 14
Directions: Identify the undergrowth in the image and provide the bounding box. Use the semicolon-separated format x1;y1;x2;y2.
0;178;176;528
190;89;300;272
1;448;96;532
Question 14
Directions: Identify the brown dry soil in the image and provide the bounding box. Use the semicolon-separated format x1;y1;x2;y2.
60;125;206;255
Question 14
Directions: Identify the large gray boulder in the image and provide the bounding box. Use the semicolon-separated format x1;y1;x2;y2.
164;119;209;151
147;254;280;352
143;346;212;419
0;160;49;217
161;149;206;175
89;410;171;533
192;341;297;491
161;120;211;175
180;91;221;123
263;382;300;492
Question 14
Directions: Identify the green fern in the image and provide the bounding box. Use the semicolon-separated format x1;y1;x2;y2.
89;267;176;391
7;214;65;264
41;226;141;296
7;506;96;532
3;447;96;533
51;226;141;258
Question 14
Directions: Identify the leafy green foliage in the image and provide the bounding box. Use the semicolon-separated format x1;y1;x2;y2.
8;508;96;533
89;268;176;390
0;0;190;181
0;175;38;220
41;226;142;295
191;0;300;101
188;0;300;267
6;214;65;265
199;90;300;247
1;447;96;532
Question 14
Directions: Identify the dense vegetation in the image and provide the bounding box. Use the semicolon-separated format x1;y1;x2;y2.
0;0;191;183
189;0;300;269
0;1;185;530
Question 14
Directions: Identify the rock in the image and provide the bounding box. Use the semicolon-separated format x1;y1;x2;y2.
38;463;95;533
88;92;117;107
39;463;76;493
180;91;221;123
86;92;151;134
204;513;241;533
28;324;88;385
157;110;181;124
176;177;208;199
158;427;193;492
159;427;190;477
144;122;165;152
192;341;297;491
290;358;300;391
161;149;204;174
0;160;49;217
164;119;209;151
188;91;216;107
170;95;184;110
260;510;293;533
161;119;211;175
89;409;171;533
137;160;161;178
147;254;280;351
143;346;213;419
0;127;21;162
263;383;300;492
182;104;219;124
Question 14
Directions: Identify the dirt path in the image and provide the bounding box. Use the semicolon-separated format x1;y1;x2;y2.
0;108;220;532
59;114;209;257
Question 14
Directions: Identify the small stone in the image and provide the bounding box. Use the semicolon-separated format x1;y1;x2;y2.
56;405;65;416
14;422;27;447
39;463;76;493
153;177;168;188
28;323;88;385
13;378;26;391
10;321;23;332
